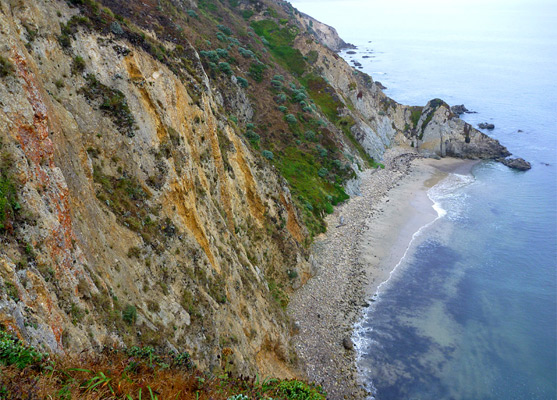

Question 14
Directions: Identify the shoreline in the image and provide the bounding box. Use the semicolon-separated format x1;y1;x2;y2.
288;149;478;399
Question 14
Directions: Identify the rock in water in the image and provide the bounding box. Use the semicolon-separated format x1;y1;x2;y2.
451;104;469;115
478;122;495;130
499;157;532;171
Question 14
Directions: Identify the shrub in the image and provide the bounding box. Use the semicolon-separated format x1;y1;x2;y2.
122;305;137;325
278;106;288;113
71;55;86;75
236;76;248;88
277;379;326;400
216;48;229;58
58;33;71;48
242;9;254;20
0;56;14;78
245;130;260;144
217;24;233;36
199;50;219;63
285;114;297;124
332;159;343;169
316;145;328;158
218;62;233;75
270;79;283;89
248;61;266;82
262;150;274;160
304;130;316;141
273;74;285;82
238;47;255;58
187;9;198;18
293;90;307;102
275;93;287;103
0;329;47;369
110;21;124;35
318;168;328;178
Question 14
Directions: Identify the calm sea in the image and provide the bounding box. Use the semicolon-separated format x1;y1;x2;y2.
291;1;557;399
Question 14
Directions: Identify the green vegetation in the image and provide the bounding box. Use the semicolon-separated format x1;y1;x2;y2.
0;327;325;399
122;304;137;325
236;76;249;88
71;55;86;74
0;144;19;232
0;329;47;369
251;20;306;76
80;74;136;137
0;56;14;78
92;166;174;250
248;61;267;82
278;147;348;235
410;106;423;127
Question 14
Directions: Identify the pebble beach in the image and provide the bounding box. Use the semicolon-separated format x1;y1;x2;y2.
288;149;477;399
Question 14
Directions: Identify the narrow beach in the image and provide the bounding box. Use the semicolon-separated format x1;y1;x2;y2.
288;149;478;399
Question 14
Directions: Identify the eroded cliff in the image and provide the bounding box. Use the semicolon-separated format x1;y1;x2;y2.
0;0;516;383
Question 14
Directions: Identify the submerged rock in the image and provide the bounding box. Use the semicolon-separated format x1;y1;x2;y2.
499;157;532;171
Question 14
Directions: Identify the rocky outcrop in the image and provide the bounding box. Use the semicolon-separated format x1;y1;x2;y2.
404;100;510;159
499;157;532;171
296;12;355;52
451;104;475;115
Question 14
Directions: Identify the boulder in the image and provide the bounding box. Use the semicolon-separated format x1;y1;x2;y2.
342;337;354;351
499;157;531;171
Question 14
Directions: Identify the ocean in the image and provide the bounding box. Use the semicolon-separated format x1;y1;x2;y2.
291;0;557;399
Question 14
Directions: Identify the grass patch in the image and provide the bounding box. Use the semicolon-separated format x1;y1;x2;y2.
278;147;348;236
0;327;326;399
251;20;306;76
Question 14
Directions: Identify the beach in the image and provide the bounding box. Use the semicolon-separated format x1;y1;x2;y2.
288;150;478;399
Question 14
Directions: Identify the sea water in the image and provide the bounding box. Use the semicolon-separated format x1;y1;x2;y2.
290;1;557;398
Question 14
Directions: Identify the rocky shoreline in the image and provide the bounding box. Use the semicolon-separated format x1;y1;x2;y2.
288;149;478;399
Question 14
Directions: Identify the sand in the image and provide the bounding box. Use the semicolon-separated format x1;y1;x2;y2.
288;150;478;399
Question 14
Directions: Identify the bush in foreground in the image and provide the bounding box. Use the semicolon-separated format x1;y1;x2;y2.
0;328;325;399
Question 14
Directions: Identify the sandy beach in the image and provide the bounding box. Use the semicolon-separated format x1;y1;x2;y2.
288;149;478;399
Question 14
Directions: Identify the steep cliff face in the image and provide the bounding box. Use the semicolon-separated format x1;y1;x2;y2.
0;0;311;377
0;0;514;382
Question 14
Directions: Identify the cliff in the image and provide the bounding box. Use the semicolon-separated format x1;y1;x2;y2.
0;0;518;388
